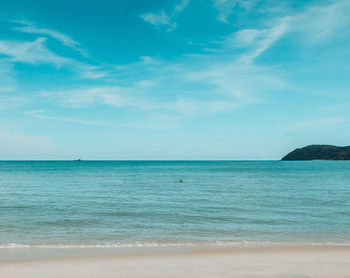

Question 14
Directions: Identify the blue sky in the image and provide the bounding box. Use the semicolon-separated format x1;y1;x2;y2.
0;0;350;159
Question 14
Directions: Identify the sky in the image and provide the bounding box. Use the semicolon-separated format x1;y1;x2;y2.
0;0;350;160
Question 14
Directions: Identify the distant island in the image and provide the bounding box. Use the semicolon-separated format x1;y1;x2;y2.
282;145;350;160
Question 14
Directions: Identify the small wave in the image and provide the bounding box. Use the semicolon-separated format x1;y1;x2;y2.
1;241;350;249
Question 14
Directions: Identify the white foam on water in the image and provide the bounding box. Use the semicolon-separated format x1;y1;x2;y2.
1;241;350;249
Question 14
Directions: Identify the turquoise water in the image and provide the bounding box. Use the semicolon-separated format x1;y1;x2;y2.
0;161;350;248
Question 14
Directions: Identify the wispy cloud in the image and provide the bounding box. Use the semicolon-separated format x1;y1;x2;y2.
78;65;110;79
40;83;248;118
220;0;350;63
213;0;255;23
0;19;114;81
232;19;290;63
140;11;176;31
290;117;347;130
4;1;350;130
25;109;179;130
0;37;108;79
174;0;190;13
0;37;70;66
140;0;190;31
24;110;112;127
11;1;346;123
114;56;161;74
40;86;135;109
39;12;294;119
13;21;88;56
288;0;350;43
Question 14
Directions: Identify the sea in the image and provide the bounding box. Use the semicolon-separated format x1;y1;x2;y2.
1;161;350;249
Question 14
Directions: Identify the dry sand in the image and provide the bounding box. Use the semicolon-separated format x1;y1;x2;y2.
1;245;350;278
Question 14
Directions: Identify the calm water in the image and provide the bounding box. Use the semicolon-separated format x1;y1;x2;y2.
0;161;350;247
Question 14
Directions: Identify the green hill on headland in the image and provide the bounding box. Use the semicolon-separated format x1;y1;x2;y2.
282;145;350;160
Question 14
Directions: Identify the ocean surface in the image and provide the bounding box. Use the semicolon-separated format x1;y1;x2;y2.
0;161;350;248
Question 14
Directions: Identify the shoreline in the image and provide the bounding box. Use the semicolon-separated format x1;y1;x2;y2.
2;242;350;261
1;245;350;277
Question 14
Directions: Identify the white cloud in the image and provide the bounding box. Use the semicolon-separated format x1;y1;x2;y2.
179;19;289;103
0;37;70;67
41;86;164;110
25;109;179;130
184;61;283;107
13;21;88;56
78;65;110;79
213;0;255;23
40;86;139;109
41;83;247;117
9;4;298;123
213;0;350;47
5;0;349;132
40;16;291;118
221;0;350;64
232;29;261;46
0;20;112;80
290;117;347;130
24;110;112;127
238;19;290;63
115;56;161;73
137;80;156;88
125;0;350;123
173;0;190;14
213;0;237;23
118;121;178;130
141;11;171;26
289;0;350;43
140;0;190;31
0;37;108;79
141;11;177;32
15;25;77;47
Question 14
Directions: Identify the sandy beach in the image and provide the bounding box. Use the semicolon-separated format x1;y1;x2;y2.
1;245;350;278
